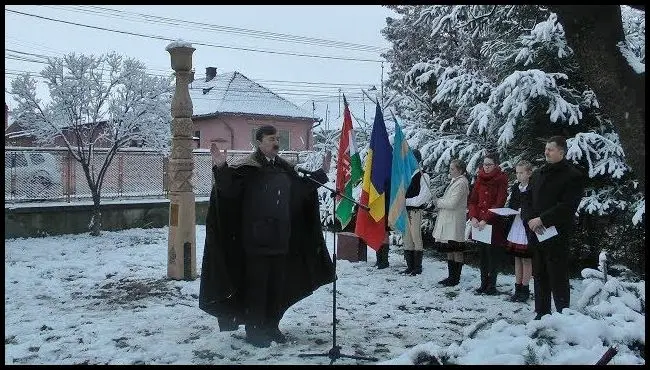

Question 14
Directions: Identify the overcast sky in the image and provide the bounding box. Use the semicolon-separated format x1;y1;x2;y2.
5;5;396;115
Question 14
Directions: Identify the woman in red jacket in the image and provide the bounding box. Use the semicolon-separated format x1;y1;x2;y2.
468;153;508;295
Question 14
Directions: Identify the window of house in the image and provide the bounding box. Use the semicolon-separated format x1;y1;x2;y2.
10;153;27;167
193;130;201;148
251;127;290;151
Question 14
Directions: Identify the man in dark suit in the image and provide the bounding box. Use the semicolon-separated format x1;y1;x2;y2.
524;136;584;320
199;125;334;348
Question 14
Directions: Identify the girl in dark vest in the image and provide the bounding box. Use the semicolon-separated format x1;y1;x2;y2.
504;160;534;302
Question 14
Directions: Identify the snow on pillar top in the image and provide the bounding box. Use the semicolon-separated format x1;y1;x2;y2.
165;39;194;51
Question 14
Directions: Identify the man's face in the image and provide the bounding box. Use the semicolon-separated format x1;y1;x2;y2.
257;133;280;158
544;142;564;163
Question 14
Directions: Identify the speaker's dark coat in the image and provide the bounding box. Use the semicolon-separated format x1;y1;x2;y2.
198;151;334;331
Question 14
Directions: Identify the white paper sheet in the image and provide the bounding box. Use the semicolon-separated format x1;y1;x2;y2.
471;224;492;244
488;207;520;216
535;226;558;242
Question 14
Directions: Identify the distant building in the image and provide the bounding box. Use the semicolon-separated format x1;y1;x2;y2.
6;68;320;151
4;119;117;148
189;67;319;151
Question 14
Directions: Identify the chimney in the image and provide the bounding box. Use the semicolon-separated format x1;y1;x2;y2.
205;67;217;82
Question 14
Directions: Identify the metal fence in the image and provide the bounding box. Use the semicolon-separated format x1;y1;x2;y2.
5;146;307;203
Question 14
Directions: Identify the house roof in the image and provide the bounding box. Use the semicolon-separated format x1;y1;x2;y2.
190;71;315;121
4;120;32;137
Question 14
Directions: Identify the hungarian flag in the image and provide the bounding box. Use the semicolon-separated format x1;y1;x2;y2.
335;95;363;230
355;102;392;251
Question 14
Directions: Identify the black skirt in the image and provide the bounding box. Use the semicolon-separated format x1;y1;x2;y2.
435;240;467;253
504;241;533;258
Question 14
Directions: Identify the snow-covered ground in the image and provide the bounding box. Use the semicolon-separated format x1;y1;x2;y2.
5;226;645;365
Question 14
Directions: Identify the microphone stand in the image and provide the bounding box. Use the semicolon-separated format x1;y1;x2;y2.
296;170;378;364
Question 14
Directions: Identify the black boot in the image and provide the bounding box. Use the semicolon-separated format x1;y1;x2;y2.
441;261;459;286
400;250;414;275
475;269;489;294
510;283;522;302
410;250;423;275
533;312;549;321
449;261;463;286
245;324;271;348
376;244;389;269
484;273;498;295
516;284;530;302
438;260;454;285
265;323;287;344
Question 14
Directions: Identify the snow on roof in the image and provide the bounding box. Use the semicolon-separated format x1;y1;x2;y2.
4;129;34;139
190;71;315;120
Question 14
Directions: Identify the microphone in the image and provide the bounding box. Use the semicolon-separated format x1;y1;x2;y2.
294;165;312;176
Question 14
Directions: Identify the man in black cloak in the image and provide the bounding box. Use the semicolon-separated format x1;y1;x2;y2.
199;125;334;348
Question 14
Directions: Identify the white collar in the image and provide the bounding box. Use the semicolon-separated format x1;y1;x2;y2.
518;182;528;191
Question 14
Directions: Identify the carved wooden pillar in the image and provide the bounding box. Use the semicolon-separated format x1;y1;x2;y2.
166;40;197;280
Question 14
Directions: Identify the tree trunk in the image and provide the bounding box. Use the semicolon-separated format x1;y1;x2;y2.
549;5;645;192
90;190;102;236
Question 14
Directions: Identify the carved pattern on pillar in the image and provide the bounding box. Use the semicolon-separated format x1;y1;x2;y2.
171;138;194;160
169;160;194;192
167;41;197;280
171;117;194;137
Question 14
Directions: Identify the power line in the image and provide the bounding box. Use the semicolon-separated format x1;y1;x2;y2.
47;5;389;54
5;52;378;91
5;8;385;63
4;70;370;101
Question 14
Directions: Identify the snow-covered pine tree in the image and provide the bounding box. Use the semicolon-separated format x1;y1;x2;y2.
380;5;644;272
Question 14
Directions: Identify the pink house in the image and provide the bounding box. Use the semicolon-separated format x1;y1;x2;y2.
189;67;318;151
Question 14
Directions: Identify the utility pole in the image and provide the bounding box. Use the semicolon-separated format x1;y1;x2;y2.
363;93;366;120
325;104;329;131
165;40;197;281
338;88;342;118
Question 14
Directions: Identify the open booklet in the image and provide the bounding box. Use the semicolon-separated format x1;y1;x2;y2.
488;207;520;216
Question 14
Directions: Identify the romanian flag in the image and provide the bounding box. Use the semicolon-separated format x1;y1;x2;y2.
388;119;419;236
355;103;392;251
